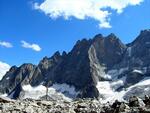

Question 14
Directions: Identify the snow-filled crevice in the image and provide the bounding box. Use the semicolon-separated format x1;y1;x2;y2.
127;46;132;57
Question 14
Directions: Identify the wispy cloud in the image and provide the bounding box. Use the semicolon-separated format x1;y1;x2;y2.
21;40;41;52
0;41;13;48
0;61;10;80
34;0;144;28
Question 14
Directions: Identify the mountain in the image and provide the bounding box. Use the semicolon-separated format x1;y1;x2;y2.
0;29;150;102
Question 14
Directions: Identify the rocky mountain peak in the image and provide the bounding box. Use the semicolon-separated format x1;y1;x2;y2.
38;56;50;70
62;51;67;57
106;33;125;47
41;56;49;61
52;51;61;58
70;38;92;58
90;33;126;68
124;29;150;67
8;65;18;72
74;38;91;48
130;29;150;46
0;29;150;101
50;51;62;63
106;33;126;48
94;33;103;38
139;29;150;39
140;29;150;34
92;33;125;47
93;34;103;41
19;63;35;70
107;33;117;39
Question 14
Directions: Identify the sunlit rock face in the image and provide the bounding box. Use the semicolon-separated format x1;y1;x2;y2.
0;29;150;102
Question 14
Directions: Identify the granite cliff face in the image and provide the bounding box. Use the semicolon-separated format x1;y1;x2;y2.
0;29;150;101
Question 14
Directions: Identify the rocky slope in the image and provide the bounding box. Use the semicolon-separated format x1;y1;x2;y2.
0;95;150;113
0;29;150;102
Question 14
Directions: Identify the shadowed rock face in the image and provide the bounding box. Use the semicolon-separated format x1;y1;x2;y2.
30;51;63;86
125;71;144;87
0;64;35;94
92;33;126;69
131;30;150;66
53;39;93;89
0;29;150;99
116;29;150;70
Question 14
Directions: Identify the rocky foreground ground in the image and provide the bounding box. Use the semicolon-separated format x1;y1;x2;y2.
0;96;150;113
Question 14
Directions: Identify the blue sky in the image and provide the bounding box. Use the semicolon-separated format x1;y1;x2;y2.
0;0;150;67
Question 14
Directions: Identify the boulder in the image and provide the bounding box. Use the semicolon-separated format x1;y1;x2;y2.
129;96;140;107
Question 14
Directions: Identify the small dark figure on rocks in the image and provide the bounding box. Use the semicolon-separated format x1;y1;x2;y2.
111;100;121;113
129;96;139;107
112;100;121;109
143;95;150;106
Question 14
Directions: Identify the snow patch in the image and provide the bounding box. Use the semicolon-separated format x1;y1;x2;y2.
133;69;143;74
97;77;150;103
0;93;8;97
129;77;150;87
6;77;9;80
127;47;132;57
22;83;79;101
122;77;150;99
96;77;126;103
0;95;15;102
111;77;126;90
107;67;128;79
102;74;112;80
52;83;78;96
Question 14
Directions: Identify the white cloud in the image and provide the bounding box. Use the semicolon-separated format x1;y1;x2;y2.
0;41;13;48
21;40;41;52
34;0;143;28
0;61;10;80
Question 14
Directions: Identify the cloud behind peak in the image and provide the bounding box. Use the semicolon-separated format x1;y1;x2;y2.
34;0;144;28
0;61;10;80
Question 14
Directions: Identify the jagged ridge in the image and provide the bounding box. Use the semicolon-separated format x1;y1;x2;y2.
0;29;150;101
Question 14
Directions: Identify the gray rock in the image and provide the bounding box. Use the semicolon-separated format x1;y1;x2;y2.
0;29;150;100
129;96;140;107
